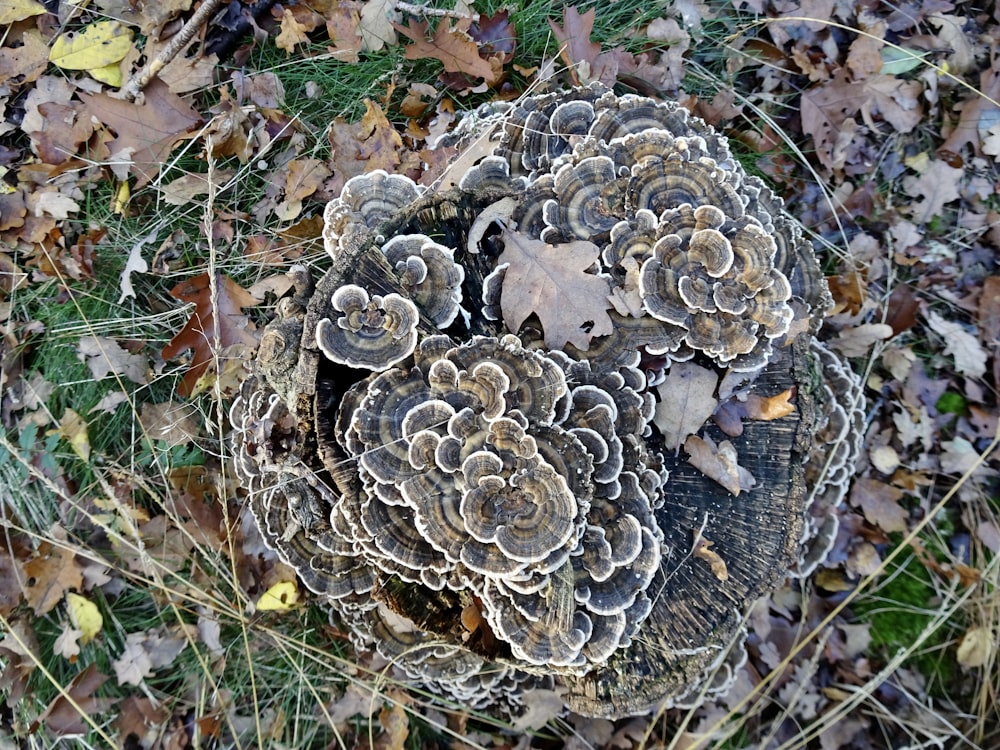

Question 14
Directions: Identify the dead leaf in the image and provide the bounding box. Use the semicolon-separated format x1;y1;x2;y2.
744;387;796;421
684;434;755;496
54;623;83;661
275;158;331;221
57;408;91;462
329;683;382;724
869;444;901;475
956;626;994;668
49;21;133;86
944;59;1000;157
395;17;496;83
161;170;234;205
77;336;148;384
901;159;964;224
828;322;894;357
849;477;908;532
161;273;258;397
374;700;409;750
79;78;200;186
654;362;719;452
547;7;601;84
116;697;168;749
67;592;103;644
328;99;403;190
358;0;398;51
276;8;312;53
138;401;202;446
324;0;363;61
801;70;922;171
113;628;190;686
692;532;729;581
22;539;84;615
257;580;300;611
496;227;613;350
32;664;113;737
119;228;155;303
0;0;46;24
511;688;566;731
926;311;988;379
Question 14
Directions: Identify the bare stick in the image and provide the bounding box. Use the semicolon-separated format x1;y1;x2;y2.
123;0;226;100
393;1;479;21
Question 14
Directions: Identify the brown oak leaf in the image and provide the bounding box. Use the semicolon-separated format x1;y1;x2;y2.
849;477;908;533
327;99;403;192
395;17;496;83
79;78;200;186
161;273;258;397
22;539;84;615
547;7;635;86
496;228;613;351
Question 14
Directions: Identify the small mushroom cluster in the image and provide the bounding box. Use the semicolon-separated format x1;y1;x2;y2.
232;85;862;718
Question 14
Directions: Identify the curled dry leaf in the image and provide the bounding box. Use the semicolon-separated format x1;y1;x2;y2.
692;533;729;581
956;626;994;668
684;434;755;496
67;592;103;644
57;407;90;462
744;387;796;421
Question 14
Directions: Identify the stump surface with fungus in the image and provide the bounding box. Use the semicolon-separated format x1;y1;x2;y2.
232;84;863;718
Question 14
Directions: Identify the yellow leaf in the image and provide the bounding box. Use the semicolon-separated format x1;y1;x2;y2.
67;593;103;644
90;61;123;87
113;180;130;214
745;387;797;421
257;580;300;611
49;21;133;73
57;408;91;462
0;0;47;24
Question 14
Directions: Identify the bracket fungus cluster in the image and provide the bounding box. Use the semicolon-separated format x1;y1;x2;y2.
232;85;863;718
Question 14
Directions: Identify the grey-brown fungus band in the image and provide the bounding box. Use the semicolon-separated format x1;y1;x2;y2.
231;84;863;719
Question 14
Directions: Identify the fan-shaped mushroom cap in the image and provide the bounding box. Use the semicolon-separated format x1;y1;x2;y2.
323;171;423;258
315;285;419;371
545;155;624;240
381;234;465;328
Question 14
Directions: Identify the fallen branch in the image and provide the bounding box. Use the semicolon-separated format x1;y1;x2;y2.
123;0;226;101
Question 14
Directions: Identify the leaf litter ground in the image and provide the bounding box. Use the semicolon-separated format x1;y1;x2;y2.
1;1;999;748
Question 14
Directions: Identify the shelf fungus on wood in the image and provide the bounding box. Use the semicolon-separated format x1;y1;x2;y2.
231;84;864;719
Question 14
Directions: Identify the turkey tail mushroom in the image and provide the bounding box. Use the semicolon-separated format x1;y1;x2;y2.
231;83;863;719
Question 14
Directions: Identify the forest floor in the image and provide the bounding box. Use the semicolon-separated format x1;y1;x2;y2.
1;1;998;748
